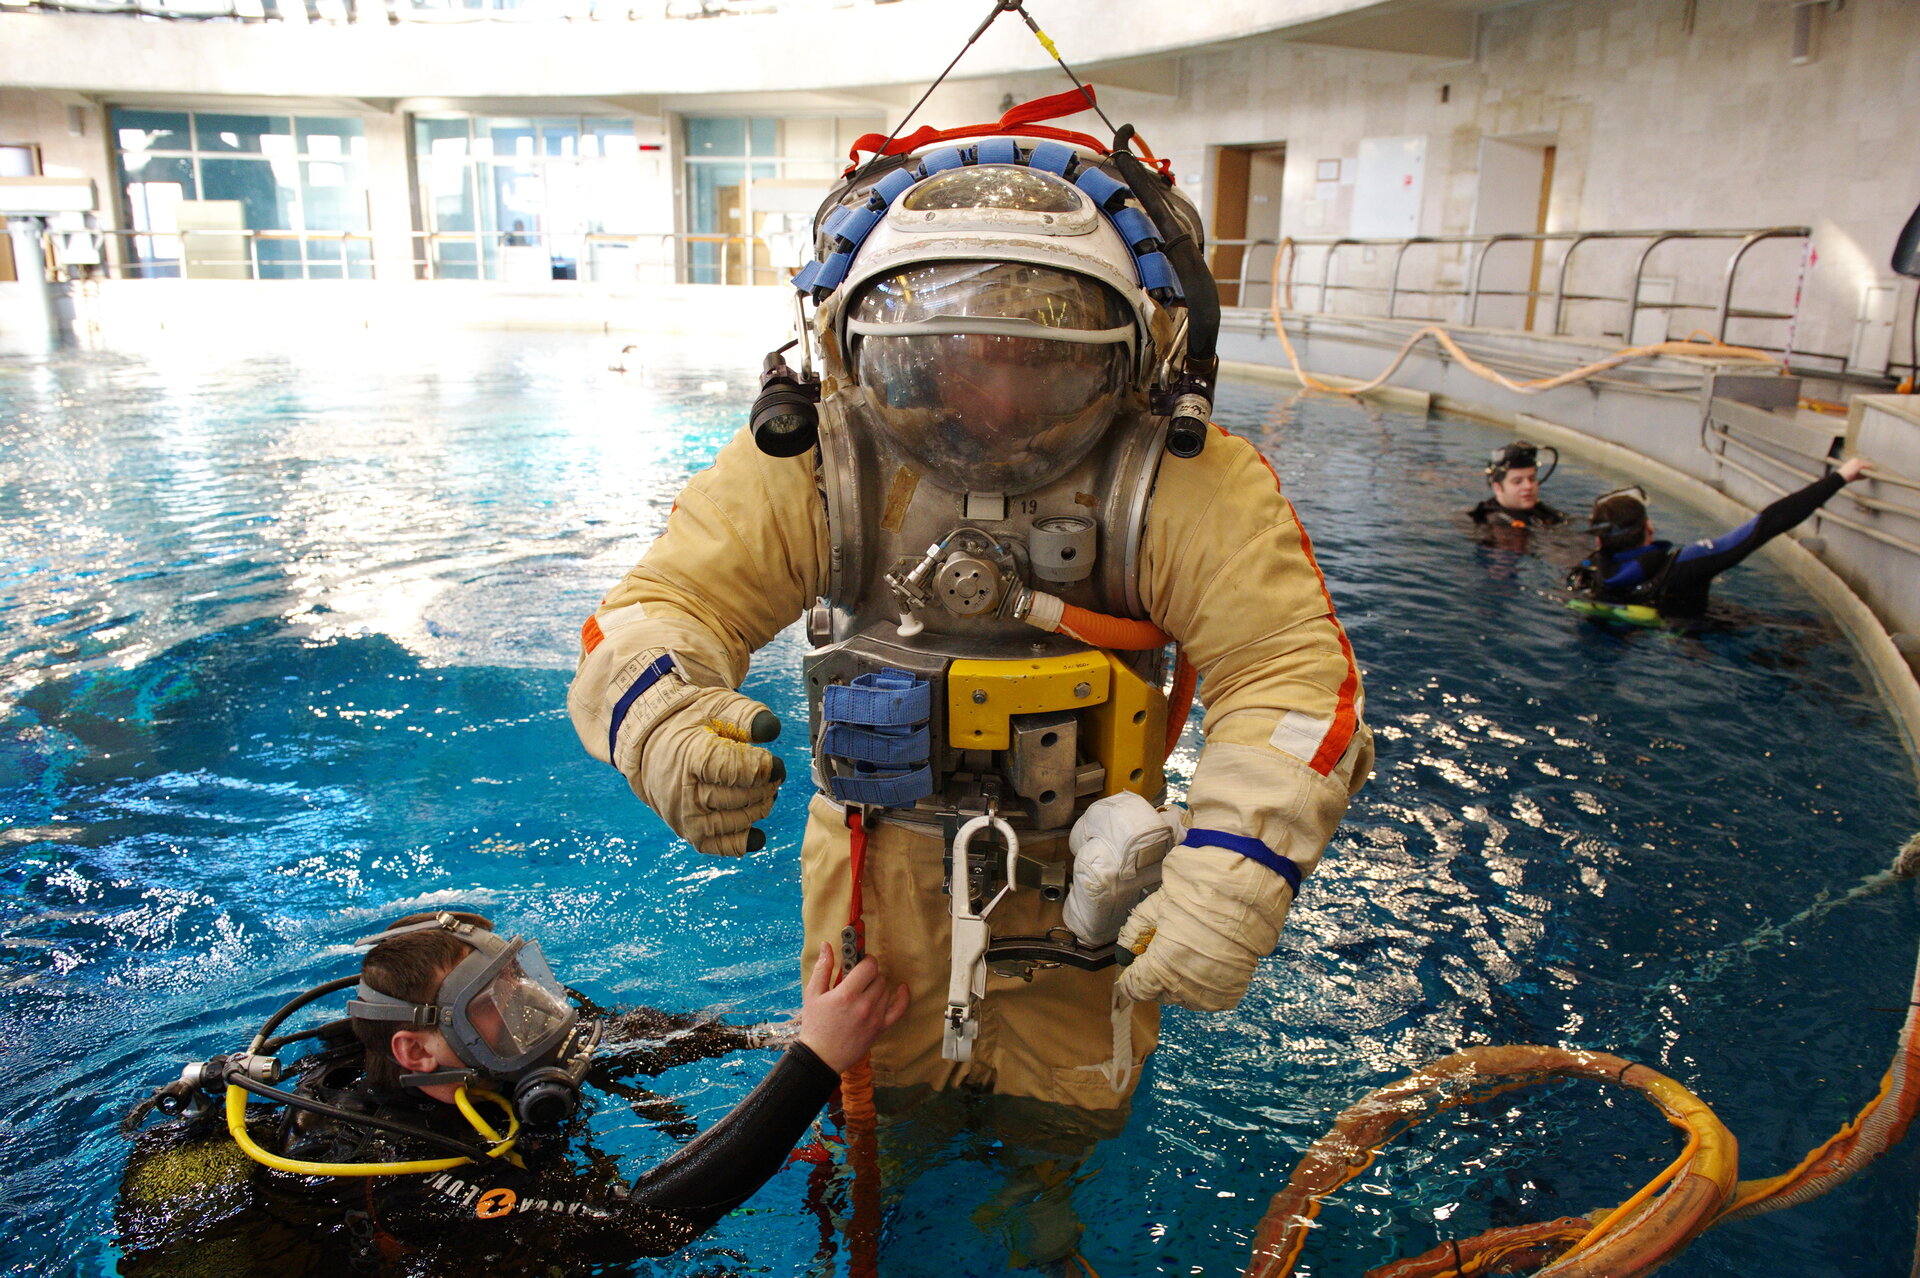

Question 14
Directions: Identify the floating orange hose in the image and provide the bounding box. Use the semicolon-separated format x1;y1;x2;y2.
1265;242;1780;400
1245;906;1920;1278
1242;1047;1737;1278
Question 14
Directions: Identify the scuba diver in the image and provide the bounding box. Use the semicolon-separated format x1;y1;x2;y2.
116;910;906;1275
1568;456;1873;620
1468;440;1567;529
567;94;1370;1160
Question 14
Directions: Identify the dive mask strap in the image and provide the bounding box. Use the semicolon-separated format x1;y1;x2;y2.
399;1067;478;1090
351;911;478;950
347;984;445;1027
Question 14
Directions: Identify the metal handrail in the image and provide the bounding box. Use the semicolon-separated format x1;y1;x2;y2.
80;227;783;285
1267;227;1812;347
1210;237;1279;307
1703;421;1920;556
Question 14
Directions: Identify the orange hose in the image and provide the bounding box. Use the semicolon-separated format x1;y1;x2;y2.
838;811;881;1278
1164;652;1197;758
1054;602;1171;651
1241;1048;1738;1278
1265;243;1779;400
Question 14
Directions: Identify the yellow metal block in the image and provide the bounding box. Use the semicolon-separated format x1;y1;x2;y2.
947;651;1111;750
1087;653;1168;798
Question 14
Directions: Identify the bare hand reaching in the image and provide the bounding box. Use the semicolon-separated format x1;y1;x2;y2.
797;942;908;1073
1838;456;1873;482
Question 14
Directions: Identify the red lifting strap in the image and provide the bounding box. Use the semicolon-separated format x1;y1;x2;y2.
845;88;1124;171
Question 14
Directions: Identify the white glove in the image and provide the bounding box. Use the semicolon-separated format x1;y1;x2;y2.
1063;793;1187;946
603;648;784;856
1114;841;1295;1011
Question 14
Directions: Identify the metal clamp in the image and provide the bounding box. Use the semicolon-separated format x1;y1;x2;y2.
943;811;1020;1063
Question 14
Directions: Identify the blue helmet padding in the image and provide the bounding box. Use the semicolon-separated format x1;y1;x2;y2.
1110;206;1161;251
1026;141;1077;177
834;203;884;250
919;147;966;176
1074;167;1131;211
803;140;1188;303
1135;251;1182;298
814;251;853;292
872;168;917;203
975;136;1018;166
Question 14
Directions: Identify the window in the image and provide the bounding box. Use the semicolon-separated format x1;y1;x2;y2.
410;115;640;282
680;115;880;285
110;109;369;279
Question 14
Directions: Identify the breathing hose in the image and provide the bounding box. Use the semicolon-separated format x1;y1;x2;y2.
1264;240;1780;399
1244;830;1920;1278
225;1079;521;1178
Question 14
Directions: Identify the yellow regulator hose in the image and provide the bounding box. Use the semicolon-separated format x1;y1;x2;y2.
226;1082;521;1177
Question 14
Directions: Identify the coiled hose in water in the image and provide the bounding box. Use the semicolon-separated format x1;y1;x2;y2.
1245;831;1920;1278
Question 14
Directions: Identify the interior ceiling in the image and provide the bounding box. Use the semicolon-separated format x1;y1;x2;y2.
1125;0;1539;64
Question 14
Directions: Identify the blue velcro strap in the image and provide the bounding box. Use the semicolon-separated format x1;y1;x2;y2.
1181;828;1302;895
790;259;822;294
975;136;1018;166
830;765;934;807
823;722;930;768
607;653;677;762
1110;206;1161;251
1134;250;1182;298
821;204;854;242
821;669;932;728
1026;141;1076;176
919;147;966;176
832;203;884;250
872;168;917;204
813;251;852;292
1074;167;1131;211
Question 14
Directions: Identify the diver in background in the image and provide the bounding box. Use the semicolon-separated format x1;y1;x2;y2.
1469;440;1567;529
117;910;906;1275
1568;457;1873;619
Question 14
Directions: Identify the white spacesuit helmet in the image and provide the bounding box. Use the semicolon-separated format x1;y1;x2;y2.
800;142;1186;495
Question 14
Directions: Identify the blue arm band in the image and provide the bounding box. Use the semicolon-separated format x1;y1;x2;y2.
1181;828;1302;895
607;653;677;762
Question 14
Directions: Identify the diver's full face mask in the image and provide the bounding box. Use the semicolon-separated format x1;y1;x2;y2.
848;261;1133;495
349;916;581;1082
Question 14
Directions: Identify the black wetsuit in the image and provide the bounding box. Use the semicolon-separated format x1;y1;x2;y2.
1570;472;1847;618
1469;497;1568;528
117;1037;838;1276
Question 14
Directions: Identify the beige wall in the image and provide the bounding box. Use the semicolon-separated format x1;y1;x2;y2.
4;0;1915;371
920;0;1919;374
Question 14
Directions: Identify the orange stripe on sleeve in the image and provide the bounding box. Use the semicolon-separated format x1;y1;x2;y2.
1284;499;1361;776
581;614;605;654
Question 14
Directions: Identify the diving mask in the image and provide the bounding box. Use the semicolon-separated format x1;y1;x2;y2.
348;913;594;1123
1586;485;1651;550
1487;440;1558;484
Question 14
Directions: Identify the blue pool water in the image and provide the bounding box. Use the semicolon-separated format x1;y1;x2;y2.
1;331;1917;1277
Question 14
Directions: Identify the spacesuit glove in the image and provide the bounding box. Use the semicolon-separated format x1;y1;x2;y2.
632;685;784;857
1113;841;1295;1011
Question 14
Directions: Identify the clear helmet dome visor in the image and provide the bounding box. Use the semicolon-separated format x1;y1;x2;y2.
849;261;1133;494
